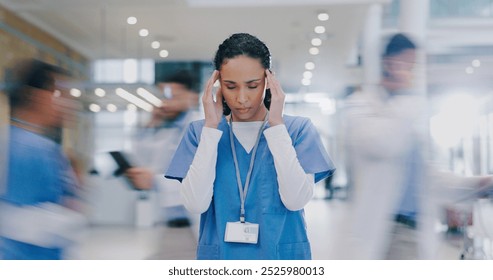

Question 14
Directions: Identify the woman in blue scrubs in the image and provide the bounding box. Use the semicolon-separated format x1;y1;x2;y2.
166;33;335;260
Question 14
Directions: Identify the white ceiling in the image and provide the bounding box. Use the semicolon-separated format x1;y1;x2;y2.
0;0;394;95
2;0;492;106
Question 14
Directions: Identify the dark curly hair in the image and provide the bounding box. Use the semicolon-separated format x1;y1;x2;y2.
213;33;271;115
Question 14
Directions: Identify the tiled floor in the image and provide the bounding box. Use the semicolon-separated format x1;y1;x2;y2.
72;197;472;260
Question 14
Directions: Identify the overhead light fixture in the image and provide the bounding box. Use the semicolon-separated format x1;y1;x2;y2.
106;104;117;113
309;47;319;55
70;88;81;97
303;71;313;79
302;78;311;86
314;26;325;34
305;62;315;70
472;59;481;67
311;38;322;47
159;49;169;58
465;67;474;74
151;41;160;49
139;29;149;37
89;104;101;113
116;88;153;112
318;13;329;21
127;16;137;25
136;87;162;107
95;88;106;97
127;104;138;111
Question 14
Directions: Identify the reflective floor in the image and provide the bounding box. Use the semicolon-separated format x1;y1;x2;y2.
72;187;464;260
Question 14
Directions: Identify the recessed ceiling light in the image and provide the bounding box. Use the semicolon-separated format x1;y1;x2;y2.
311;38;322;46
95;88;105;97
314;26;325;34
70;88;81;97
139;29;149;37
151;41;160;49
159;49;169;58
107;104;117;112
305;62;315;70
309;47;319;55
127;17;137;25
303;71;313;79
89;104;101;112
318;13;329;21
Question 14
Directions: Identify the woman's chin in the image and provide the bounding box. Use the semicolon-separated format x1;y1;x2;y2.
232;110;257;122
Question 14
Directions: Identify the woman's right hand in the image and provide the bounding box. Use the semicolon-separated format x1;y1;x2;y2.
203;70;223;128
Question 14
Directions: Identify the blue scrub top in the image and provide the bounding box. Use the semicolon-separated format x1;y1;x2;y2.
166;115;335;260
1;126;78;260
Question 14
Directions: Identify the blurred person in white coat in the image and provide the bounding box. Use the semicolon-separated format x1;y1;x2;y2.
335;34;492;259
124;70;200;227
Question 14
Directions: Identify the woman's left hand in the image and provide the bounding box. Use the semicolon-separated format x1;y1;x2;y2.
265;69;285;126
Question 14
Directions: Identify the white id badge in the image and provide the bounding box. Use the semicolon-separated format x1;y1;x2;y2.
224;222;259;244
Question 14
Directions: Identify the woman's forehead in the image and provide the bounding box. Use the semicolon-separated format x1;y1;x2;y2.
220;55;265;81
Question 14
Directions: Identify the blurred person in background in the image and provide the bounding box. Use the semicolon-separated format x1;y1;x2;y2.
165;33;335;259
124;70;200;227
336;33;492;259
0;59;86;260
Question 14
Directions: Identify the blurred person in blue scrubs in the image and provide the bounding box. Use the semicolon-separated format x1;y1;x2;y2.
165;33;336;259
124;70;200;227
0;59;86;260
337;34;492;259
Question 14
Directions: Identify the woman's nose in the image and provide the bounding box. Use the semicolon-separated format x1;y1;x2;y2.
237;89;248;104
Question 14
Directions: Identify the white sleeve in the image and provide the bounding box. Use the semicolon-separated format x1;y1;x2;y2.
181;127;223;214
428;166;493;204
263;124;315;211
0;202;87;248
153;174;184;207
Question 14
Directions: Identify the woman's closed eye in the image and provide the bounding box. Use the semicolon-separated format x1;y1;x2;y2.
225;85;258;90
247;82;260;89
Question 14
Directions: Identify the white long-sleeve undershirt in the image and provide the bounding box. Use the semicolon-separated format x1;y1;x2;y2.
181;123;314;214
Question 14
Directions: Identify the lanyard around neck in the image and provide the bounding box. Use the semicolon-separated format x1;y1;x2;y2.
229;112;269;223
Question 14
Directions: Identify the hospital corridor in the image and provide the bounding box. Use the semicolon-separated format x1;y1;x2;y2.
1;0;493;264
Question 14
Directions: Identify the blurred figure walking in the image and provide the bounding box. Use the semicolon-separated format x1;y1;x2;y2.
0;59;86;260
125;70;200;227
336;34;492;259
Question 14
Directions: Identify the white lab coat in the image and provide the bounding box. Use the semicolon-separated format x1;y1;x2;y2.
132;111;201;208
334;86;486;259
